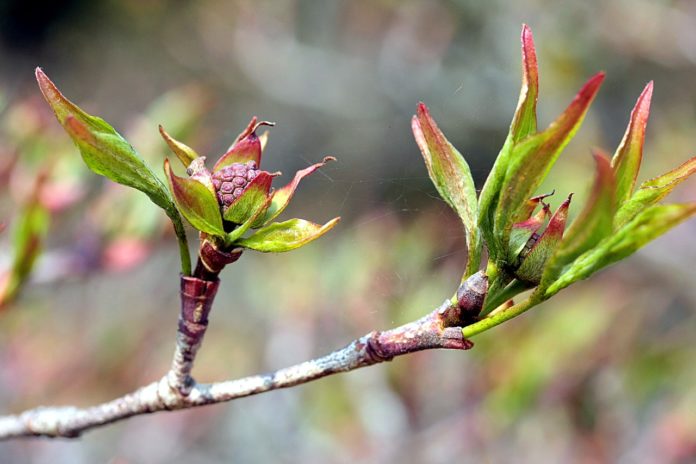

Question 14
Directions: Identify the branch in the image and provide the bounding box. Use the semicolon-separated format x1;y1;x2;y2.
0;297;477;439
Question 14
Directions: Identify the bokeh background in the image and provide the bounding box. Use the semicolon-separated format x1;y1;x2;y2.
1;0;696;462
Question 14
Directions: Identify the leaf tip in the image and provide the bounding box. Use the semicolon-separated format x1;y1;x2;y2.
591;147;612;165
633;81;654;125
584;71;606;95
520;24;538;82
35;67;59;105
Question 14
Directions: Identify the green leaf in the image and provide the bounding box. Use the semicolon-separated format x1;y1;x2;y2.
494;72;605;257
541;151;615;286
164;159;224;236
226;195;274;244
478;24;539;260
261;156;336;225
159;125;200;168
611;82;653;207
236;217;340;252
412;103;482;276
545;203;696;297
615;156;696;228
37;68;172;214
223;171;275;224
36;68;192;274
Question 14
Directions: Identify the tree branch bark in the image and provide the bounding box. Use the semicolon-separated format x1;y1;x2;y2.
0;272;487;440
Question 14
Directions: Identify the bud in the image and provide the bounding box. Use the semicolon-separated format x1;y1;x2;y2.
514;195;571;284
161;117;339;252
212;161;259;211
508;198;551;264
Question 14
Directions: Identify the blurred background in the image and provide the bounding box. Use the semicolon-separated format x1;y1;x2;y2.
1;0;696;462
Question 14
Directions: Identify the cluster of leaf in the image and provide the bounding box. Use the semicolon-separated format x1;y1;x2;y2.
36;69;339;277
160;118;338;253
412;25;696;334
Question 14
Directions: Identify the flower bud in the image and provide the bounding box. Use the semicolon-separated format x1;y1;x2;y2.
514;195;571;284
211;160;259;211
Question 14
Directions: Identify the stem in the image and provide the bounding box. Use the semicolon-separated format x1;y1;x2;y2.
168;211;192;276
0;299;475;439
479;278;530;316
462;292;542;338
167;275;219;395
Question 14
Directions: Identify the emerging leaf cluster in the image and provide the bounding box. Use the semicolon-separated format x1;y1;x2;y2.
412;25;696;333
36;70;339;275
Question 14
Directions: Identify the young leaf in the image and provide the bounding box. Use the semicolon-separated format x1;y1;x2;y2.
226;195;274;244
545;203;696;297
223;171;275;224
611;82;653;207
37;68;192;274
541;150;615;286
478;24;540;259
515;196;569;284
516;191;554;224
236;217;340;252
36;69;173;214
164;159;224;236
510;24;540;143
159;125;200;168
494;72;605;254
261;156;336;225
412;103;481;276
508;202;550;263
214;119;275;172
615;156;696;227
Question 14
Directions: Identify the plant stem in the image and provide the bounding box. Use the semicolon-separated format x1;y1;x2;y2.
479;278;530;316
0;299;474;439
462;292;541;338
167;275;219;395
169;211;192;276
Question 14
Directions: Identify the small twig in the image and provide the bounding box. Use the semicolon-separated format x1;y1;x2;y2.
166;276;219;395
167;244;241;395
0;296;477;439
0;259;487;440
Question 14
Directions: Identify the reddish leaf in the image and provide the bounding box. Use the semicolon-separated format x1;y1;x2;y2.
510;23;540;143
413;103;481;276
214;119;275;172
509;202;550;262
612;82;653;206
478;24;540;259
516;196;570;284
261;156;335;226
495;72;604;251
